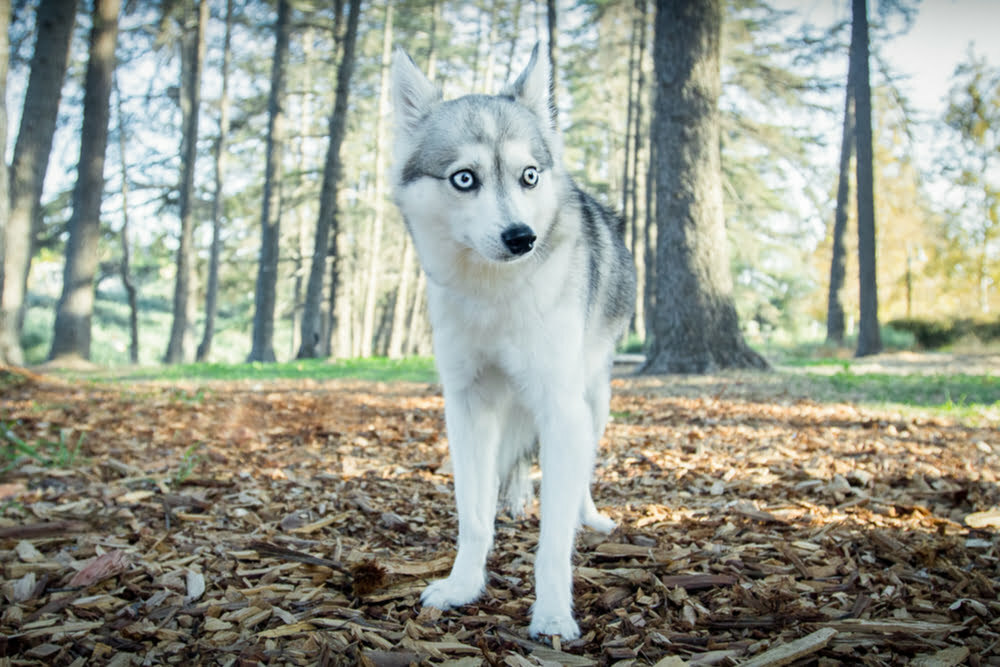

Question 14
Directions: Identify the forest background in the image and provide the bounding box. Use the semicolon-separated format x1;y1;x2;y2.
2;0;999;367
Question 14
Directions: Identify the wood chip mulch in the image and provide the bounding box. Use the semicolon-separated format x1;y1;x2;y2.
1;367;998;666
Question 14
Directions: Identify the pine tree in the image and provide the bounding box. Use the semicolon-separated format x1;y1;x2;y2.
853;0;882;357
641;0;768;374
248;0;292;363
1;0;77;364
49;0;121;361
297;0;362;359
164;0;208;364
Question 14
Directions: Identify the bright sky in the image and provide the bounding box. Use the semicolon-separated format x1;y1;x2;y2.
783;0;1000;119
886;0;1000;118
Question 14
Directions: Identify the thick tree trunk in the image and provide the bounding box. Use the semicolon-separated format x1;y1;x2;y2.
1;0;77;364
49;0;120;361
248;0;291;363
164;0;207;364
640;0;768;374
297;0;361;359
197;0;235;363
826;63;854;346
852;0;882;357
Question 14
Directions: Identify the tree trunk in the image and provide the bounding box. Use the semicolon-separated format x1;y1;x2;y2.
49;0;120;361
248;0;291;363
297;0;361;359
1;0;77;365
164;0;207;364
621;3;639;228
197;0;234;363
386;236;414;359
640;0;768;374
546;0;558;119
852;0;882;357
503;0;520;83
629;0;648;339
826;62;854;346
360;3;393;357
114;77;138;363
643;102;656;348
0;0;10;362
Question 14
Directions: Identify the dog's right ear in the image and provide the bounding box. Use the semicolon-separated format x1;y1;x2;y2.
391;48;441;134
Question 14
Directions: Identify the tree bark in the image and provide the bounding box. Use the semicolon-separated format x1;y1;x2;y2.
164;0;207;364
852;0;882;357
0;0;10;362
248;0;291;363
386;236;414;359
629;0;648;338
621;2;640;228
546;0;558;120
640;0;768;374
114;77;138;363
826;61;854;346
297;0;361;359
49;0;120;361
359;3;393;357
1;0;77;364
197;0;235;362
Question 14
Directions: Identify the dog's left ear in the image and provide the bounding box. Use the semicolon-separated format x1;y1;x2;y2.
392;48;442;135
505;42;555;128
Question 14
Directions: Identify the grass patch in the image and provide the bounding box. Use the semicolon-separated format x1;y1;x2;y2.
809;371;998;409
62;357;439;385
2;423;85;472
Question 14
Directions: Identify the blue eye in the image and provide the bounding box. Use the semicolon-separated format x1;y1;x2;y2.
521;166;539;188
450;170;478;191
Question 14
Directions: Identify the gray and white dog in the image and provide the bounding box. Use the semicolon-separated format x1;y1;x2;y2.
390;43;636;639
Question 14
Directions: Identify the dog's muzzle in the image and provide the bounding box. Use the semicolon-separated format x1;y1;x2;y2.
501;224;536;256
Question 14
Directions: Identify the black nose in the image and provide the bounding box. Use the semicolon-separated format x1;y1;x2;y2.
501;224;536;255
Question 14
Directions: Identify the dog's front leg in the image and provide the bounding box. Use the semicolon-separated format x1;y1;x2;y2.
529;396;594;640
422;385;500;610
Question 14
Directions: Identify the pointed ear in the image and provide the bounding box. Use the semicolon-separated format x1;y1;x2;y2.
391;48;441;134
504;42;554;127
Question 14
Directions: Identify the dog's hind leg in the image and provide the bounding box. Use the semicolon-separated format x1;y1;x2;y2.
421;382;502;611
498;412;537;519
580;371;616;534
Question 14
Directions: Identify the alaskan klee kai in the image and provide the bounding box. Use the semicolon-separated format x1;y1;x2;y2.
390;43;636;639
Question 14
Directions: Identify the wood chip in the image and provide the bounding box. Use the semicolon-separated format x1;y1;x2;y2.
67;550;129;588
910;646;971;667
964;509;1000;528
824;620;963;635
739;628;837;667
2;373;995;664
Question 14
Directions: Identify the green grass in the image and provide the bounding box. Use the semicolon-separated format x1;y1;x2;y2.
62;356;439;385
808;371;998;409
2;423;85;473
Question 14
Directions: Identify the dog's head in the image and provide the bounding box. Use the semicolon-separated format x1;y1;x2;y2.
391;44;565;280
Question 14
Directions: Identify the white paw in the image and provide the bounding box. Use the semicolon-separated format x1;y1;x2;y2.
529;612;580;640
420;575;484;610
581;509;617;535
